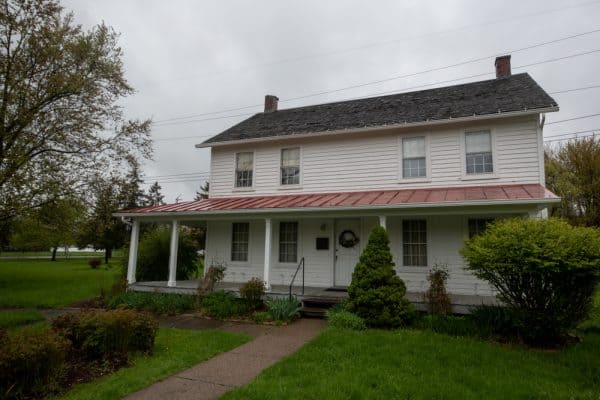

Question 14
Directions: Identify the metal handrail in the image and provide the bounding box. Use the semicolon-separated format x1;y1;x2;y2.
288;257;305;300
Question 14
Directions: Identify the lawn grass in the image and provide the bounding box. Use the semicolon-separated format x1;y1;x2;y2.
224;294;600;400
223;328;600;400
55;327;250;400
0;309;45;328
0;258;121;308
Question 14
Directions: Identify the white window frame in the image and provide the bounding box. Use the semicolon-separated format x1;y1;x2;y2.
276;220;300;265
279;147;302;188
229;221;251;265
400;218;428;267
460;129;498;180
398;134;431;183
232;151;255;191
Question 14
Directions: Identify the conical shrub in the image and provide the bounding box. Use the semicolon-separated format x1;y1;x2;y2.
348;226;413;327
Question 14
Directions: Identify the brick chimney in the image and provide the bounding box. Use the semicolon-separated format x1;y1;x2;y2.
495;55;511;79
264;95;279;112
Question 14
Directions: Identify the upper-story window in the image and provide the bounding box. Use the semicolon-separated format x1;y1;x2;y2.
281;148;300;185
235;152;253;187
465;131;493;174
402;137;426;178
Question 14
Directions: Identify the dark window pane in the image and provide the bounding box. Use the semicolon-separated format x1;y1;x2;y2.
279;222;298;263
231;222;249;262
402;220;427;266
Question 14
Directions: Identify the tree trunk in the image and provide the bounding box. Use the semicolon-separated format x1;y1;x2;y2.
104;247;112;264
51;247;58;261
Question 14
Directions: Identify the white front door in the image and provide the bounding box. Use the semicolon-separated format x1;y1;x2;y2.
334;218;361;287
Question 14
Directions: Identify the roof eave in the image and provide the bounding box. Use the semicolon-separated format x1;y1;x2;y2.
113;196;560;219
195;106;558;149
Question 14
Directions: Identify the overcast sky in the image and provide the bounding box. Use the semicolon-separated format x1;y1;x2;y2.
63;0;600;202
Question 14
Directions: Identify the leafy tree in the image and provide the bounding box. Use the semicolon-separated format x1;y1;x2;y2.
347;226;413;327
194;181;209;200
78;176;126;264
147;181;164;206
0;0;152;222
545;136;600;226
10;196;84;259
461;217;600;345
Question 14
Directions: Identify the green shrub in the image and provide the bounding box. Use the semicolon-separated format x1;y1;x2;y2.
252;311;271;324
240;277;265;310
424;263;451;315
201;291;248;319
327;309;366;330
0;327;69;399
108;291;197;314
124;226;199;282
461;217;600;345
51;309;158;360
266;297;301;322
348;226;413;328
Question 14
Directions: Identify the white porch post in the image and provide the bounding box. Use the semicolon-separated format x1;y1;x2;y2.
126;219;140;284
263;218;272;291
167;220;179;287
378;215;387;230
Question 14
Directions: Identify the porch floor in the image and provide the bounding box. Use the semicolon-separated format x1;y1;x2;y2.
128;280;497;314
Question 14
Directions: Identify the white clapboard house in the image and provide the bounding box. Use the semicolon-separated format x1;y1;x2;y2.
115;55;559;310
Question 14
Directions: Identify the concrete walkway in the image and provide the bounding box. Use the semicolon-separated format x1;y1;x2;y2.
125;318;325;400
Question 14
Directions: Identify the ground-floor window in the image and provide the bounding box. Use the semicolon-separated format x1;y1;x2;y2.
231;222;249;262
279;221;298;263
468;218;494;238
402;219;427;267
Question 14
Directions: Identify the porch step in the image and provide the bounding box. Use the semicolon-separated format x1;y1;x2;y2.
300;296;344;319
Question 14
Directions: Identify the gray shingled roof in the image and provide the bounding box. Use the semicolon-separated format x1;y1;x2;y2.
202;73;557;145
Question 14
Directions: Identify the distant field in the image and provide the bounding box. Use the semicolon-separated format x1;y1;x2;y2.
0;258;122;308
0;250;123;259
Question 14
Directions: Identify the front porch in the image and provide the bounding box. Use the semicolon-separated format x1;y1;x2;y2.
128;280;496;313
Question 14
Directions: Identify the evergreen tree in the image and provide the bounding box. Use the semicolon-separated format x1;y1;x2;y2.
147;182;165;206
78;176;127;263
348;226;413;327
122;158;147;209
194;181;210;200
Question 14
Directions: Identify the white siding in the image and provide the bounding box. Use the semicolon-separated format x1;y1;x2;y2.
205;215;497;296
209;115;542;197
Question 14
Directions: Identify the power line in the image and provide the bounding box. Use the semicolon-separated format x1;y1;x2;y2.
150;26;600;125
549;84;600;95
544;128;600;139
152;80;600;144
544;132;598;143
546;112;600;125
152;0;599;88
150;48;600;132
145;171;210;179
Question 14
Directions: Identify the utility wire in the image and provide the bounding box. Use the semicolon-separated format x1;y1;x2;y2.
150;0;600;91
153;83;600;143
546;112;600;125
151;26;600;124
151;47;600;132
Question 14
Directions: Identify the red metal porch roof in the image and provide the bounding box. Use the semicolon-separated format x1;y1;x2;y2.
117;184;558;216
